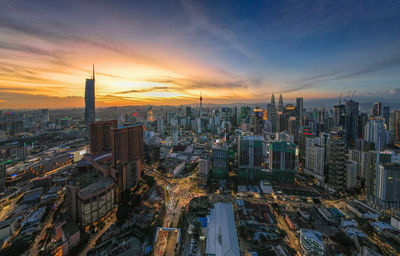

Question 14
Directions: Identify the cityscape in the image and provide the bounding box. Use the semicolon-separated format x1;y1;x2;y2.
1;1;400;256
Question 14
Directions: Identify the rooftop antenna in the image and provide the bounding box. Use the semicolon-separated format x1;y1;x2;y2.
339;91;342;105
92;64;95;81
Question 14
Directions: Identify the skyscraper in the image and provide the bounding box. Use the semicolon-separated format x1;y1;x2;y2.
111;123;144;194
270;94;277;132
84;65;95;128
364;119;390;150
333;104;346;127
296;97;303;126
383;106;390;126
371;102;382;117
390;110;400;143
278;94;283;112
375;163;400;215
199;92;203;117
345;99;359;143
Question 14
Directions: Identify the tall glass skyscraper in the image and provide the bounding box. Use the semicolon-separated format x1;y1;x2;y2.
85;65;95;128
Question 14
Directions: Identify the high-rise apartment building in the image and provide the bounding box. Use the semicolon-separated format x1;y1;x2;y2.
89;120;118;155
84;65;95;128
346;160;357;191
364;119;390;150
305;137;326;181
111;123;144;194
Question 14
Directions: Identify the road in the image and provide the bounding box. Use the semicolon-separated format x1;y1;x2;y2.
152;167;205;256
79;211;116;256
28;192;65;256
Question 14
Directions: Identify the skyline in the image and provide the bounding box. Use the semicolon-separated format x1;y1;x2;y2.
1;0;400;108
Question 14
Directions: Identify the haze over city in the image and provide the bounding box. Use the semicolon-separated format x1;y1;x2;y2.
1;0;400;108
1;1;400;256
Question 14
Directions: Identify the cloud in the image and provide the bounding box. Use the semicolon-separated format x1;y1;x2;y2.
148;77;248;90
180;0;252;59
117;86;172;94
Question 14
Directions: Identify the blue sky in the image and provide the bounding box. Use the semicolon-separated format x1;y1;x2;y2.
0;0;399;108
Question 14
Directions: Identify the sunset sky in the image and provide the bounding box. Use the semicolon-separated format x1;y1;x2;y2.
0;0;400;108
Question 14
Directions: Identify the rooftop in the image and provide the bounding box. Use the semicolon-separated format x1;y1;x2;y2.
205;202;240;256
78;177;113;199
300;229;324;248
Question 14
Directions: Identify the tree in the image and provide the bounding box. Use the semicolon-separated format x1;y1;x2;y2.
116;203;130;224
143;175;155;186
131;195;141;208
1;238;29;256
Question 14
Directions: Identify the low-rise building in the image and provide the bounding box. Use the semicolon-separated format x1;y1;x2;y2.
346;200;380;220
205;202;240;256
299;229;326;256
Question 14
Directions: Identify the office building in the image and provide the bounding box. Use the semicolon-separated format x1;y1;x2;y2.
66;170;114;227
212;142;229;171
84;65;95;128
345;99;359;142
299;229;326;256
296;97;304;126
375;163;400;215
278;94;284;112
269;94;277;132
252;106;264;135
371;102;382;117
238;135;263;168
334;104;346;128
383;106;390;126
205;202;240;256
89;120;118;155
366;150;400;210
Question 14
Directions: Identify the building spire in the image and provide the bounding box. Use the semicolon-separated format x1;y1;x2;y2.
92;64;95;81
